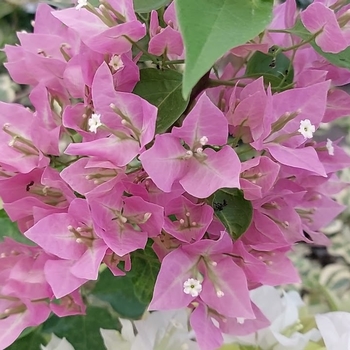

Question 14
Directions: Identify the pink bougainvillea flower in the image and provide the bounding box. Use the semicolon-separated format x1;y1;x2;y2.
4;3;80;97
149;232;254;320
50;289;86;317
323;88;350;122
190;303;224;350
0;239;53;349
163;196;214;243
300;2;348;53
52;5;146;55
240;156;280;200
140;94;241;198
44;258;88;298
65;62;156;167
148;9;183;57
149;2;183;58
228;77;273;144
60;157;126;195
0;166;75;234
0;299;51;349
0;102;49;173
88;182;164;256
25;199;108;281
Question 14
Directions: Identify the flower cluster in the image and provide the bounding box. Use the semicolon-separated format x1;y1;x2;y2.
1;0;350;349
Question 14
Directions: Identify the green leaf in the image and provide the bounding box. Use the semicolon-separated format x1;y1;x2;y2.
131;242;161;304
246;50;294;90
289;20;350;70
133;68;189;133
133;0;170;13
89;0;100;7
0;210;34;245
92;268;147;319
175;0;274;98
212;188;253;240
41;306;116;350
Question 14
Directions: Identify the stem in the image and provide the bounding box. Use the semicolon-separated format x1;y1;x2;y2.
208;79;246;88
124;36;159;65
318;283;339;312
268;28;293;34
281;35;317;52
163;59;185;65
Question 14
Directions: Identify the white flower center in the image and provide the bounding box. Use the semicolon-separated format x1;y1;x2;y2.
183;278;202;297
88;113;102;133
109;55;124;71
199;136;209;146
326;138;334;156
183;150;193;160
298;119;315;139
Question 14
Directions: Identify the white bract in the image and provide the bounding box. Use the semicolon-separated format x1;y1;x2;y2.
223;286;321;350
315;312;350;350
100;318;135;350
41;334;74;350
100;309;198;350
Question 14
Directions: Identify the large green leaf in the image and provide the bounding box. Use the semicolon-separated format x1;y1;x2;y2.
175;0;274;98
92;268;147;319
133;0;170;13
131;243;161;304
133;68;189;133
246;49;294;90
41;306;116;350
0;210;34;245
289;20;350;70
212;188;253;240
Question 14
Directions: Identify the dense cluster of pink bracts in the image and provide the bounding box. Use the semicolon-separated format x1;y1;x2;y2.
1;0;350;349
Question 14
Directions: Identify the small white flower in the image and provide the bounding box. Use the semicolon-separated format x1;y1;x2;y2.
88;113;102;133
326;138;334;156
298;119;316;139
109;55;124;71
183;278;202;297
76;0;88;10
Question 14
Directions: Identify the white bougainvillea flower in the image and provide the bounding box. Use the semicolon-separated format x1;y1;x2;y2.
88;113;102;133
316;312;350;350
223;286;321;349
41;334;75;350
100;310;198;350
183;278;202;297
100;318;135;350
298;119;316;139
